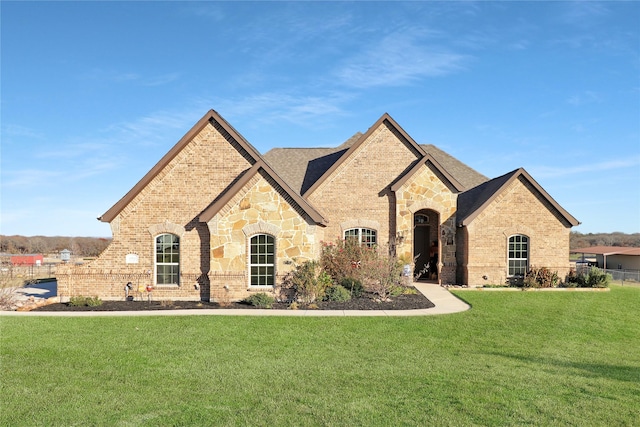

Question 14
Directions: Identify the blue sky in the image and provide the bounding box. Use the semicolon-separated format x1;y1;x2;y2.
2;1;639;237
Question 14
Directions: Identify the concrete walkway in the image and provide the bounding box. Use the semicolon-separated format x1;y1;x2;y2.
0;282;470;317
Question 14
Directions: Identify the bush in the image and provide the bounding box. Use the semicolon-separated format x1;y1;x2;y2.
562;267;610;288
320;239;377;285
287;260;333;304
324;285;351;302
584;267;611;288
522;267;559;288
340;278;364;298
69;296;103;307
244;293;275;308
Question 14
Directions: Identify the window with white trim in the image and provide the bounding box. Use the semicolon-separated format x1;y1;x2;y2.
344;228;377;247
508;234;529;277
156;233;179;285
250;234;275;287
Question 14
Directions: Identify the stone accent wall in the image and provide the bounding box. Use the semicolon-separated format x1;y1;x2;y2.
308;121;421;247
462;176;572;285
394;164;458;284
57;121;254;301
207;170;322;302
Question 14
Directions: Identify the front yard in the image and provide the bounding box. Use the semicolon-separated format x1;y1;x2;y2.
1;285;638;426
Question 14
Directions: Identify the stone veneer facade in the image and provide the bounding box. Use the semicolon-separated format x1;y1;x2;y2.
394;164;458;284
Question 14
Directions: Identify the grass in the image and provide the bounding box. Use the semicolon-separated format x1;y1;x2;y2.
1;286;639;426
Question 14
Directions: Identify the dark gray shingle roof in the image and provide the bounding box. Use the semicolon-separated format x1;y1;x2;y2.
264;135;488;196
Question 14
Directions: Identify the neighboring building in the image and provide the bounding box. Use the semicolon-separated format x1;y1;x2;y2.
571;246;640;271
11;254;44;266
57;110;579;301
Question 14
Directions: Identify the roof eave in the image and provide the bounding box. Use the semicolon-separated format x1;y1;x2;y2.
99;109;261;223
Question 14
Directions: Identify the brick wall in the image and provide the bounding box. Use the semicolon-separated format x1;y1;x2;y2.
462;176;572;285
308;121;421;247
58;120;254;301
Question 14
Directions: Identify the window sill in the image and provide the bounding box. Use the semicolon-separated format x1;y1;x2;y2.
154;284;179;289
247;286;274;292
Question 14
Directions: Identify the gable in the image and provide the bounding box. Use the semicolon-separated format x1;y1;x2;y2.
304;114;425;198
99;110;262;223
457;168;579;228
199;161;327;226
391;155;464;194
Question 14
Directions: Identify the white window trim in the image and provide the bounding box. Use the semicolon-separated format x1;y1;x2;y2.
507;234;529;277
344;227;377;247
248;233;276;288
155;233;180;287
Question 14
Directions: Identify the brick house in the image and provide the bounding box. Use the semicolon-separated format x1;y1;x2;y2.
57;110;579;301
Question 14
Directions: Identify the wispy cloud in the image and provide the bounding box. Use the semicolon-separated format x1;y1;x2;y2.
81;69;179;87
530;157;640;178
220;92;352;128
567;91;602;106
560;1;610;26
1;124;45;140
334;30;468;88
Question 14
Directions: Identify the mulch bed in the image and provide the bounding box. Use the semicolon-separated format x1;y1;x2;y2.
33;289;434;312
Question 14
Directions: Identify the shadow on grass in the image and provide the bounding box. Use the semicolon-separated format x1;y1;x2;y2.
489;351;640;383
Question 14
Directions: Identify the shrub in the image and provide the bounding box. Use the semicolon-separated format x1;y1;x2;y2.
584;267;611;288
523;267;559;288
69;296;103;307
340;277;364;298
320;239;376;285
324;285;351;302
389;285;418;297
562;269;583;288
244;293;275;308
287;260;333;304
360;252;404;300
562;267;610;288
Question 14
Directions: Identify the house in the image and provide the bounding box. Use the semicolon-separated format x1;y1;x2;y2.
56;110;579;301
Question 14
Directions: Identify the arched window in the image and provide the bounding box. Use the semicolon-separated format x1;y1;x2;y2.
344;228;377;248
250;234;275;287
156;234;179;285
508;234;529;277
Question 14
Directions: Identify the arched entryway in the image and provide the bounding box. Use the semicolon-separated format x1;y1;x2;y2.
413;209;439;281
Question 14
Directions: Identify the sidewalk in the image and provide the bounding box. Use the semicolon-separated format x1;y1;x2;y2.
1;282;470;317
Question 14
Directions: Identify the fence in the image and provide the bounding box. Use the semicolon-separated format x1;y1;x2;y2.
0;263;58;283
576;265;640;284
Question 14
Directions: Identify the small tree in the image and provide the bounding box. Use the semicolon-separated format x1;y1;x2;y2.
360;250;404;301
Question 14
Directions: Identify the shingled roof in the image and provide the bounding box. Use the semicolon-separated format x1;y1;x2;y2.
456;168;580;227
263;132;361;195
420;144;488;190
264;136;488;195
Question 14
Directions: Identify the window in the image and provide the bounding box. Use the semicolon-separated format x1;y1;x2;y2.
250;234;275;287
344;228;377;247
508;235;529;277
156;234;179;285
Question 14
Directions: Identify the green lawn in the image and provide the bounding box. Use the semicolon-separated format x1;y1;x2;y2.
1;286;639;426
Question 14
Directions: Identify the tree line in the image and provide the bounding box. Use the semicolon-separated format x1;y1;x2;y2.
0;235;112;258
570;232;640;249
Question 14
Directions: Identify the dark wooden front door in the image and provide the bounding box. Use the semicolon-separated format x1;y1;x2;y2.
414;225;430;278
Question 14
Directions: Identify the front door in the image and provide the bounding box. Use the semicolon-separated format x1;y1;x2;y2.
414;225;430;279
